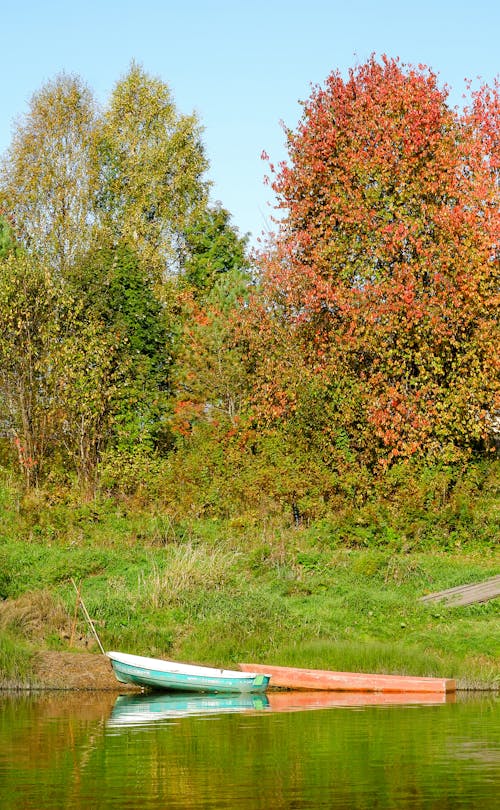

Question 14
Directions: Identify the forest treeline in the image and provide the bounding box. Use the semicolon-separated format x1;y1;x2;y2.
0;57;498;526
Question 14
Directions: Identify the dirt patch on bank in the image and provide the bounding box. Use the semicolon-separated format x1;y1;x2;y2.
30;651;141;691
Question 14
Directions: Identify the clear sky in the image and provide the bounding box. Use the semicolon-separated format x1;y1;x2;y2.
1;0;499;245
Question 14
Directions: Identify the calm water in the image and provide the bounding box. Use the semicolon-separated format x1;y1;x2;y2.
0;690;498;809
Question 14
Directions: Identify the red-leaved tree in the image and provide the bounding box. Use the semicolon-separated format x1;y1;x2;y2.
255;55;499;466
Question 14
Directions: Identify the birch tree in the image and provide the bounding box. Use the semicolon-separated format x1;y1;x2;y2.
99;62;210;282
0;74;99;275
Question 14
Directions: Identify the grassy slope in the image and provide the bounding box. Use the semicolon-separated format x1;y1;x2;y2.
0;506;498;689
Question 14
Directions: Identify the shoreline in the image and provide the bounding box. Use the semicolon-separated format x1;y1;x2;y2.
1;651;141;692
1;651;498;693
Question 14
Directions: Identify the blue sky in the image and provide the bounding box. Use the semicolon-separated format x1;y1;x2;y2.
1;1;499;244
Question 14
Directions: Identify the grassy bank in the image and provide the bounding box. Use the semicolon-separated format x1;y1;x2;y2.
0;489;498;690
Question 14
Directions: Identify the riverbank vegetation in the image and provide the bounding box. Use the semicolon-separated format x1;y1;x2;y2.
0;464;498;689
0;56;498;689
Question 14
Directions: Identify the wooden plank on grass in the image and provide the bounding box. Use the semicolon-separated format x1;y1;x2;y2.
420;575;500;607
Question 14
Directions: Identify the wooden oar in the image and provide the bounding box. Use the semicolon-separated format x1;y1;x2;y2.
71;578;106;655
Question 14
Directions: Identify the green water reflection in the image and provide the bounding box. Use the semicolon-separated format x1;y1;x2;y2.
0;691;498;808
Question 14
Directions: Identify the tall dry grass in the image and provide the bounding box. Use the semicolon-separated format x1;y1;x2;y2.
138;543;241;609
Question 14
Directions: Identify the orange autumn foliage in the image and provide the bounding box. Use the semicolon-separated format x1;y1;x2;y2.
255;56;499;464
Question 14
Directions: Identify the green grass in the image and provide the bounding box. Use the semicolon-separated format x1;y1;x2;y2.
0;632;34;688
0;466;498;690
0;531;498;689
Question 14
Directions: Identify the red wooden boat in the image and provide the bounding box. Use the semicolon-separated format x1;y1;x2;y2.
239;663;455;693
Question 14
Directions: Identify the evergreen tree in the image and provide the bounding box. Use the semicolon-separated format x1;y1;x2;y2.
181;204;250;300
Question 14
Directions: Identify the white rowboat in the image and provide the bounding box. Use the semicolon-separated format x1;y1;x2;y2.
107;651;271;693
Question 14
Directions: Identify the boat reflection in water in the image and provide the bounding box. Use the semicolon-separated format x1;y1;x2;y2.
109;688;455;728
266;690;456;712
108;692;269;727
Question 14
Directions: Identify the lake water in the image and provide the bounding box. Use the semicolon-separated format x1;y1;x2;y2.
0;690;498;809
